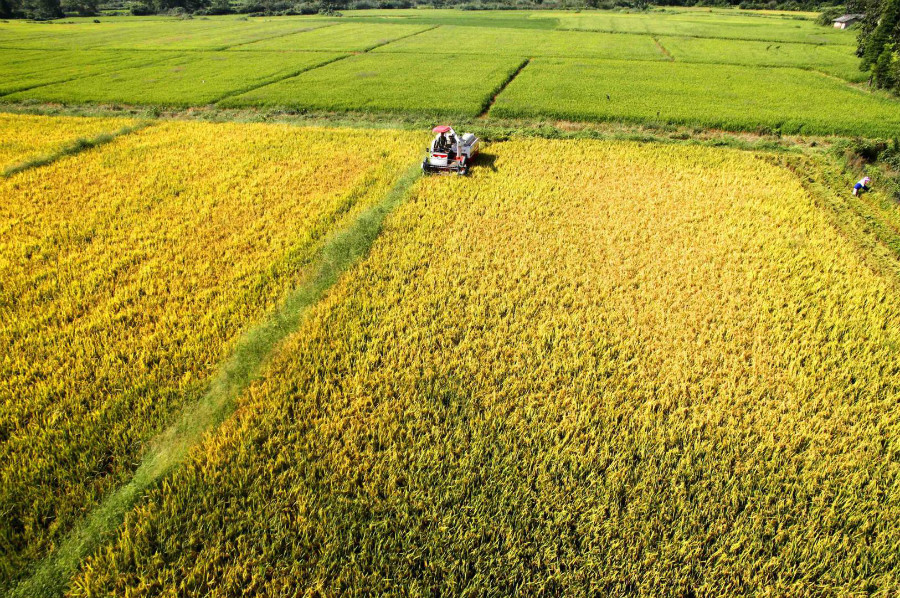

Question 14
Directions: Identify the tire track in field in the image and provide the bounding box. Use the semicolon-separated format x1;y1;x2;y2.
651;36;674;61
5;163;424;598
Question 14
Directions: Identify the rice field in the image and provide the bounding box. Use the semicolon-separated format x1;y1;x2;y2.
230;22;432;52
220;52;527;116
552;9;856;44
657;36;867;81
0;118;421;593
371;25;667;60
4;51;344;106
66;138;900;597
491;58;900;137
0;49;177;95
0;113;138;172
1;6;900;595
0;10;895;136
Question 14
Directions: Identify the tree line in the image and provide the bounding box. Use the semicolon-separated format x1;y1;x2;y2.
851;0;900;92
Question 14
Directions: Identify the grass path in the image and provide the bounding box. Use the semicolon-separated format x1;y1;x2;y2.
5;163;423;598
1;120;152;177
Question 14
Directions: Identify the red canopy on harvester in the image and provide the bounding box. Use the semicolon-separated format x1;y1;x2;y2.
432;125;452;133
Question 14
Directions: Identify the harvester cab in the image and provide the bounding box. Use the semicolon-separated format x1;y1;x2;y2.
423;125;480;175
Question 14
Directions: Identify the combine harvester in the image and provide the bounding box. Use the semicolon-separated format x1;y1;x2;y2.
423;125;480;175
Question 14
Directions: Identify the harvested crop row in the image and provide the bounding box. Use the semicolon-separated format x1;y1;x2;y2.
0;119;422;592
0;113;139;174
71;140;900;596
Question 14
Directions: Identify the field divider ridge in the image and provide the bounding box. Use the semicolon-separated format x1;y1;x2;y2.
1;120;154;178
5;161;424;598
478;57;530;119
212;52;353;105
651;36;674;61
361;24;440;53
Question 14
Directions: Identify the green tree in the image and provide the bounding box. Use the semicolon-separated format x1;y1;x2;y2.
852;0;900;91
0;0;24;17
23;0;62;18
61;0;98;15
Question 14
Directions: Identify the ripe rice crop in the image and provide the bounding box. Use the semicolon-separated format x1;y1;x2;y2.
70;139;900;596
491;58;900;137
221;52;526;116
5;51;344;106
372;25;667;60
658;36;866;82
0;113;138;173
0;119;421;592
232;23;432;52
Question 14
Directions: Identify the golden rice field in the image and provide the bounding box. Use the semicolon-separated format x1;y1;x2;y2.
0;118;420;589
68;140;900;596
0;113;139;174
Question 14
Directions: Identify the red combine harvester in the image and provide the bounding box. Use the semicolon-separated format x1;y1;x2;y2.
422;125;480;175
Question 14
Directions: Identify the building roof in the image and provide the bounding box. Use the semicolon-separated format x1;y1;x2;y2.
833;14;864;23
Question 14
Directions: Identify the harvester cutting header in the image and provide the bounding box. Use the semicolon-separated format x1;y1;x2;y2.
423;125;480;175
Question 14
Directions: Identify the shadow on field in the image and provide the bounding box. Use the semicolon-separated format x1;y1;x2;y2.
473;151;500;173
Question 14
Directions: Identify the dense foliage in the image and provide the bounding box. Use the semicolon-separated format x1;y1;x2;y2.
852;0;900;92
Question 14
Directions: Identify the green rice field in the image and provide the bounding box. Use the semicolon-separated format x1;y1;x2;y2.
222;52;526;116
5;51;344;106
491;58;900;137
0;8;895;136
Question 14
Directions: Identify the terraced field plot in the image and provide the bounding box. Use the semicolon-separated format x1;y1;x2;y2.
5;51;344;106
69;139;900;596
372;25;666;60
92;19;338;50
0;113;139;173
0;19;217;49
492;58;900;137
222;52;526;116
0;49;176;95
658;36;866;81
233;22;432;52
0;118;421;593
553;9;856;44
